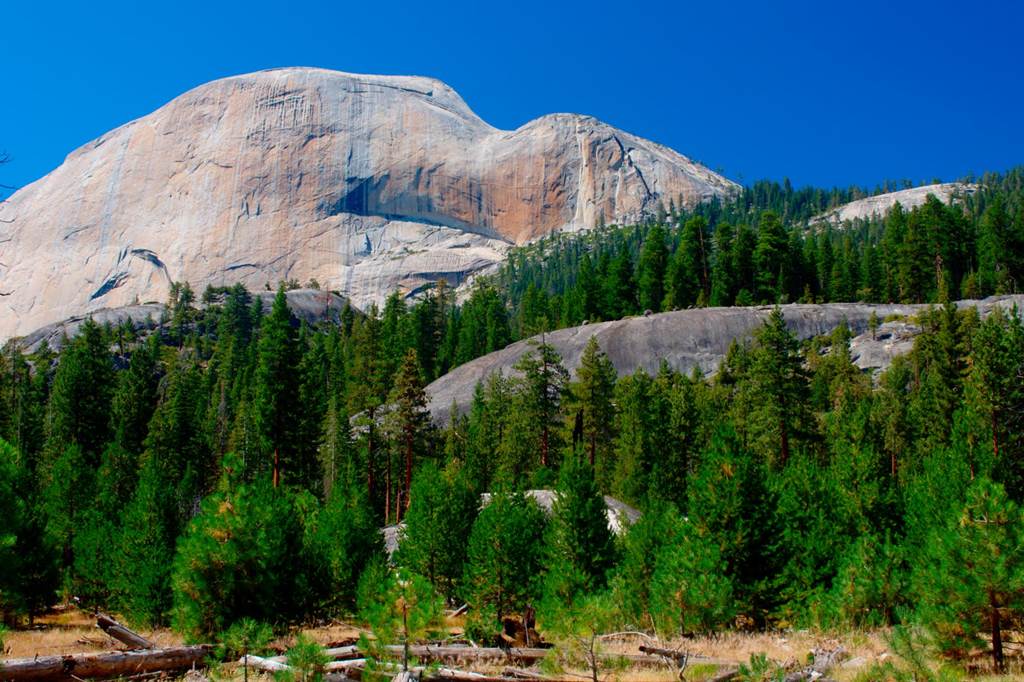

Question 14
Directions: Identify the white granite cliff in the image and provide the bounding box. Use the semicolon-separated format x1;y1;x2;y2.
0;67;737;341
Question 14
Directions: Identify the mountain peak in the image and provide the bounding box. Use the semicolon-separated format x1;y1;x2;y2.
0;68;736;341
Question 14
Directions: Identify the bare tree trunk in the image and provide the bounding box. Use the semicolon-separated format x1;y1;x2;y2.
96;613;154;649
367;416;375;503
780;422;789;466
0;646;212;681
272;449;280;488
385;448;392;526
404;429;413;516
991;592;1004;673
993;413;1000;460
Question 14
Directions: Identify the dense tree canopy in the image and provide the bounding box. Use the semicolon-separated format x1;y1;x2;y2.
1;170;1024;675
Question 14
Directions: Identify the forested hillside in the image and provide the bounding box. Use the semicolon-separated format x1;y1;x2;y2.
2;172;1024;675
496;169;1024;336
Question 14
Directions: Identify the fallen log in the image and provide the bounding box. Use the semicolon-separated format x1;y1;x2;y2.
498;672;579;682
637;646;732;667
259;646;362;665
376;645;673;666
0;645;213;682
96;614;155;650
237;656;367;677
425;669;578;682
238;655;290;673
638;644;687;666
239;641;704;678
383;646;551;664
427;671;542;682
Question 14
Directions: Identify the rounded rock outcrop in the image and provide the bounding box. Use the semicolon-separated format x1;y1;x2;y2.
0;67;737;341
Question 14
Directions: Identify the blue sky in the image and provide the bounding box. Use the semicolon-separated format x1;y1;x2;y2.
2;0;1021;191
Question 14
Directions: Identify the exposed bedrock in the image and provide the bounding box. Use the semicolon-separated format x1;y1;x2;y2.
425;295;1024;423
0;67;736;341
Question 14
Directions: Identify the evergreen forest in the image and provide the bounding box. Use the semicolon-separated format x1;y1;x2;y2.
3;170;1024;676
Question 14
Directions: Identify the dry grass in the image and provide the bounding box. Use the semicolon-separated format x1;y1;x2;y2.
2;606;182;659
7;612;1024;681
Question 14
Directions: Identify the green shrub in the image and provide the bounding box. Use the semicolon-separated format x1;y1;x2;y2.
281;634;329;682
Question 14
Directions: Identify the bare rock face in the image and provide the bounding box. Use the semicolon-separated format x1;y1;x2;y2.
426;295;1024;423
813;182;976;225
0;67;737;341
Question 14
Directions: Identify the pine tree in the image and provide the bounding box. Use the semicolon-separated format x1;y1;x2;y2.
736;307;814;466
71;506;119;607
357;565;445;672
917;477;1024;672
456;284;510;364
576;255;602;321
753;212;789;302
604;250;637;319
659;215;708;307
652;368;698;506
900;207;935;302
116;453;179;625
610;370;663;504
42;443;94;583
520;283;552;335
0;438;60;622
610;501;684;629
709;221;736;307
395;463;478;601
731;223;757;303
540;591;621;682
305;483;383;615
462;491;547;629
816;230;835;301
513;342;569;470
0;438;26;612
825;532;906;628
318;395;357;499
966;307;1024;498
567;338;617;472
171;457;311;640
45;319;115;463
348;309;386;506
649;520;733;636
0;341;47;462
166;282;197;346
145;353;211;513
385;349;432;522
543;457;618;606
769;452;860;624
253;287;303;488
880;203;907;301
687;426;776;620
637;224;668;313
105;335;160;495
296;330;331;489
379;292;410;381
464;377;507;494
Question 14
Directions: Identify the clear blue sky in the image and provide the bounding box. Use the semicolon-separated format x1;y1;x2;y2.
3;0;1021;191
